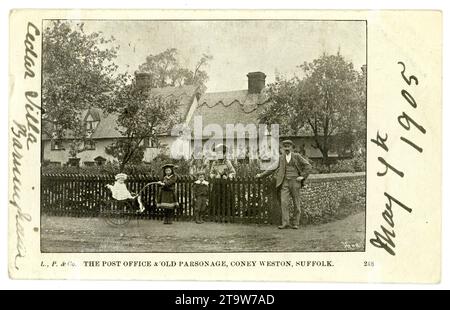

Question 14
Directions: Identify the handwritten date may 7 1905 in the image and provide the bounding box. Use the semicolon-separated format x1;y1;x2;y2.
369;61;426;256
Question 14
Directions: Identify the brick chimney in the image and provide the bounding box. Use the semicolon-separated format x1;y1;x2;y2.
135;71;152;90
247;72;266;94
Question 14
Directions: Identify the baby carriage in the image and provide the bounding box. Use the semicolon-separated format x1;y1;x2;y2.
100;173;157;226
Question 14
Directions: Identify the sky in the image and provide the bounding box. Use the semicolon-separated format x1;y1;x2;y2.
61;20;366;92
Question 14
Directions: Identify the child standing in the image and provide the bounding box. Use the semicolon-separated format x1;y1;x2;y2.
157;164;178;224
193;170;209;224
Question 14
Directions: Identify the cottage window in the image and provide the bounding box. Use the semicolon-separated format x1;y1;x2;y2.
51;140;65;151
86;120;99;131
94;156;106;166
84;140;96;150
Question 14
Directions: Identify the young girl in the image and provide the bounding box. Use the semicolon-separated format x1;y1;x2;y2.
157;164;179;224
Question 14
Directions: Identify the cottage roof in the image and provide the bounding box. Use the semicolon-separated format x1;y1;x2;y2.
85;108;102;121
89;112;121;139
43;84;199;140
151;84;199;120
188;88;316;137
188;90;267;131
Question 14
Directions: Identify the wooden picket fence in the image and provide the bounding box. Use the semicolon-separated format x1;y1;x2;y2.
40;173;281;225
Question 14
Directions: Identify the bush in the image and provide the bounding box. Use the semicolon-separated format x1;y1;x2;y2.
41;162;119;175
42;154;366;177
310;155;365;174
233;160;260;178
41;155;192;177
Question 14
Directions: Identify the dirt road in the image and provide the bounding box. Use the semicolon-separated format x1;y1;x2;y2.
41;211;365;252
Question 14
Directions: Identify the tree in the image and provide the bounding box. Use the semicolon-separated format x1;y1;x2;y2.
138;48;212;92
259;53;366;163
258;76;306;134
42;21;119;159
331;63;366;157
103;74;182;171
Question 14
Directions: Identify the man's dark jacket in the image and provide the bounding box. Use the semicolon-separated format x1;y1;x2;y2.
260;152;312;188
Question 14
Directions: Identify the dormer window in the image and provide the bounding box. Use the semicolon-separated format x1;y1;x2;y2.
85;114;99;131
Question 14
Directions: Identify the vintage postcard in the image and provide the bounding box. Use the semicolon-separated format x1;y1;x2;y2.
8;10;442;282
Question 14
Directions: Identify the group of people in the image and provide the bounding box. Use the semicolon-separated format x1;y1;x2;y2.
106;140;312;229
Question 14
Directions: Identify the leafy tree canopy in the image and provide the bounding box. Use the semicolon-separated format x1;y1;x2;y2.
103;73;182;170
138;48;212;92
259;52;366;162
42;20;118;143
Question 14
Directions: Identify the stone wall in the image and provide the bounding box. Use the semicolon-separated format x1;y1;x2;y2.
297;172;366;224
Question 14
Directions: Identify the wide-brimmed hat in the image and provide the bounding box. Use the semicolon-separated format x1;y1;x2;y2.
115;173;128;180
196;169;206;176
281;139;294;146
162;163;177;170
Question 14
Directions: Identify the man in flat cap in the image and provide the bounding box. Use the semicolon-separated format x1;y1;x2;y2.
256;139;312;229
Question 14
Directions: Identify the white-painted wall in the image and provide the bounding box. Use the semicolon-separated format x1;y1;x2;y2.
43;135;176;166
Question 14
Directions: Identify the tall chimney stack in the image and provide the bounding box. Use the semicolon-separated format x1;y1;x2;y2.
135;71;152;90
247;72;266;94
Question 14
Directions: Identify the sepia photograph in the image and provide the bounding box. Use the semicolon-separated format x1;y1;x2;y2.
39;19;367;253
7;6;444;283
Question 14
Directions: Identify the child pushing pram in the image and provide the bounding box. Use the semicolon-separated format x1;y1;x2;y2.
105;168;180;224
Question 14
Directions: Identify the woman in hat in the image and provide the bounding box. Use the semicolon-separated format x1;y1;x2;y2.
157;164;179;224
209;144;236;222
209;144;236;179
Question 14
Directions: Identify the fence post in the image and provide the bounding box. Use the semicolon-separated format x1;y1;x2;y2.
269;178;281;225
41;173;285;225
